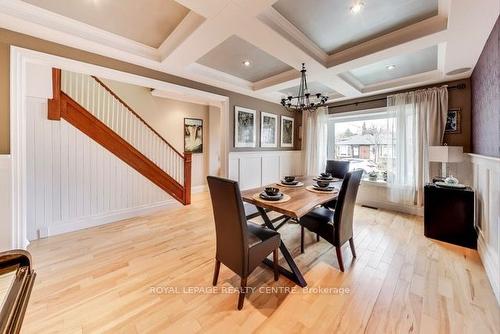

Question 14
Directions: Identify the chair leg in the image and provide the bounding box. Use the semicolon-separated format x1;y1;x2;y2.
316;233;320;242
300;226;305;254
238;277;247;310
212;259;221;286
273;249;279;281
349;238;357;258
335;246;344;272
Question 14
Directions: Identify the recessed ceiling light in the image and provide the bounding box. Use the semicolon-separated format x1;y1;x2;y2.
350;2;364;14
242;60;251;67
386;64;396;70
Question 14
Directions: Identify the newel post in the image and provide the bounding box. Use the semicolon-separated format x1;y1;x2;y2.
48;68;62;120
183;152;192;205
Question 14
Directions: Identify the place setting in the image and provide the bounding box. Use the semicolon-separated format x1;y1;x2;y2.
252;186;291;203
277;175;304;187
312;172;342;183
306;173;339;194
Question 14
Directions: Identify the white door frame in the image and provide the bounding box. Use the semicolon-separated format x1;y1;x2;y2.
9;46;230;249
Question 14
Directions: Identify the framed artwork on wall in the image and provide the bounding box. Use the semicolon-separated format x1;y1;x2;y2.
184;118;203;153
281;115;294;148
234;106;257;147
260;112;278;147
445;108;461;134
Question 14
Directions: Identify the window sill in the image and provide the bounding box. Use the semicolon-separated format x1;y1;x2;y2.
360;179;388;187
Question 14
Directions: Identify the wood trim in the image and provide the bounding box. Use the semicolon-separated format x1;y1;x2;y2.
47;68;61;120
91;76;185;158
60;92;186;204
183;152;192;205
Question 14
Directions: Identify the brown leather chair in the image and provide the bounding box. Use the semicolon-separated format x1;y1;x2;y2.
324;160;351;209
207;176;280;310
325;160;350;179
299;169;363;271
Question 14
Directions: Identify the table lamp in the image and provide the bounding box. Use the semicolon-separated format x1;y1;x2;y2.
429;146;463;177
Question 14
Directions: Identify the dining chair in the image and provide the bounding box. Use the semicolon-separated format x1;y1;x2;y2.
299;169;363;272
324;160;351;209
207;176;281;310
325;160;351;179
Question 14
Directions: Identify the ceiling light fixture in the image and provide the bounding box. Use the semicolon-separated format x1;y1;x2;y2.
280;63;328;112
242;60;251;67
350;1;364;14
386;64;396;70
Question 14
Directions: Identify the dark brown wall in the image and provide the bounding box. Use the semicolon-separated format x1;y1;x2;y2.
0;28;300;154
328;78;472;152
471;16;499;158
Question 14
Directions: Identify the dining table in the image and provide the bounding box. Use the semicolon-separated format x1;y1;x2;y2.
241;176;343;287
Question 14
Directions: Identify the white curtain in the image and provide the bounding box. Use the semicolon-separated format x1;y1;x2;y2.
302;106;328;176
386;87;448;206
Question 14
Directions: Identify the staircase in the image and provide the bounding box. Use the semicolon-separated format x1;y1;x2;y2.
48;68;192;205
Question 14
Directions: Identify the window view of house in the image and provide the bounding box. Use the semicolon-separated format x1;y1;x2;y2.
328;111;394;182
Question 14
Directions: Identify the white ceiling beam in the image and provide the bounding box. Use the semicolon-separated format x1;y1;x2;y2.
442;0;499;76
158;11;205;61
172;0;230;18
319;75;363;98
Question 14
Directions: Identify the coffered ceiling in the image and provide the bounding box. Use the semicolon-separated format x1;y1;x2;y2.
0;0;498;104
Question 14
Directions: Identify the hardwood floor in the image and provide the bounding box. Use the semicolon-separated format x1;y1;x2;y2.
23;192;498;333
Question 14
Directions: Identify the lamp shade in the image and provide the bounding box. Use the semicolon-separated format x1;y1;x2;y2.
429;146;463;162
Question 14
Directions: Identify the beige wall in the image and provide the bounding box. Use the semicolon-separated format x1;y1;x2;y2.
101;78;210;187
0;28;301;155
0;42;9;154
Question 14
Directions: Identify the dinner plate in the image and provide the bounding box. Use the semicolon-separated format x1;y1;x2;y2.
259;192;284;201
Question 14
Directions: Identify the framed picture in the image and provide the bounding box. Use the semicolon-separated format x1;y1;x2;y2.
234;106;257;147
281;115;294;147
260;112;278;147
184;118;203;153
445;108;461;134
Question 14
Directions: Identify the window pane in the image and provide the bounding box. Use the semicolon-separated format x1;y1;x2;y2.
328;111;394;182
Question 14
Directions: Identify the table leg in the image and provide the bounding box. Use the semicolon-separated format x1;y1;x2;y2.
256;207;307;287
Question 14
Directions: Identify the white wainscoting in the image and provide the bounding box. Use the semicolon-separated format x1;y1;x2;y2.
228;151;303;190
26;97;180;240
469;153;500;304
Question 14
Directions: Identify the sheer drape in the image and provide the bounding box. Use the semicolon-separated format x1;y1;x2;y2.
302;106;328;176
386;87;448;206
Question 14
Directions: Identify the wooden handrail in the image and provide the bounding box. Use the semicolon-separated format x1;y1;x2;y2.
91;76;185;159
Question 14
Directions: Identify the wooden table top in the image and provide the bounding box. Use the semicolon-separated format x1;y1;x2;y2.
241;177;342;219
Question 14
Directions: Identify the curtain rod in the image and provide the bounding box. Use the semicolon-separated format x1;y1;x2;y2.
328;83;466;109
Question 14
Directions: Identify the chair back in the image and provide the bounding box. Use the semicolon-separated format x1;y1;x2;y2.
207;176;249;276
326;160;350;179
333;169;363;246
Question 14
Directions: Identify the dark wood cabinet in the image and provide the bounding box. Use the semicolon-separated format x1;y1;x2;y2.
424;183;476;249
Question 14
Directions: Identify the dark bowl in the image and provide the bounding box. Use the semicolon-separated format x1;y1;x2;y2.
284;176;296;182
320;172;332;179
264;187;280;196
316;180;330;188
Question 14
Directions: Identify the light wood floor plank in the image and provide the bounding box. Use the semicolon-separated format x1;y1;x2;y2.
21;192;499;333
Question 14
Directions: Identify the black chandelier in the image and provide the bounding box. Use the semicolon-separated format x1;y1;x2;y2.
280;63;328;112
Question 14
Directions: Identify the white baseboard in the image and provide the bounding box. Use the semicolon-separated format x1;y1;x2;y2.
45;199;180;237
357;199;424;216
478;234;500;304
192;184;208;193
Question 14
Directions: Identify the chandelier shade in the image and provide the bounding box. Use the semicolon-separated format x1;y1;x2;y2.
280;63;328;112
